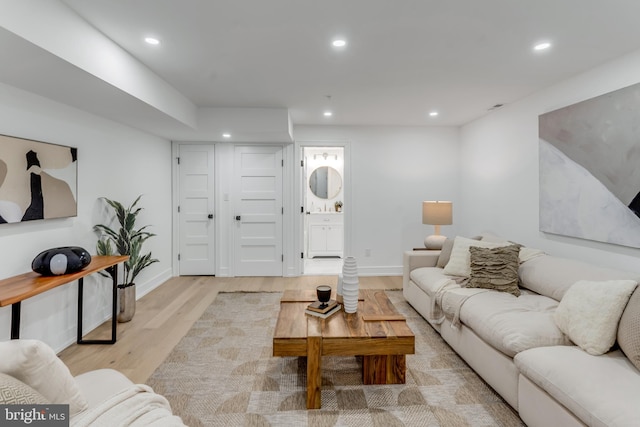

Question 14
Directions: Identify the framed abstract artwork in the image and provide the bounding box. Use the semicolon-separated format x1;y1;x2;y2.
0;134;77;223
539;82;640;248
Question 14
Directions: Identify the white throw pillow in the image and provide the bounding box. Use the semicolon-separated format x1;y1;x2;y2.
0;340;88;415
443;236;509;277
554;280;638;355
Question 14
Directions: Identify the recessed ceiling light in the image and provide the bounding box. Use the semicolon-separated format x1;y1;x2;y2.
323;111;333;117
222;133;231;138
332;39;347;48
144;37;160;45
533;42;551;51
429;111;439;117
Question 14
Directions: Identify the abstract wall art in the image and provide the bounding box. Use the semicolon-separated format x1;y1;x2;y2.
539;82;640;248
0;134;77;223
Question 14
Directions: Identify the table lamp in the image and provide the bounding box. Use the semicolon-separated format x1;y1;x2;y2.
422;201;452;249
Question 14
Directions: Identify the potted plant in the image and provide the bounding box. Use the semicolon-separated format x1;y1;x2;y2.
94;195;158;322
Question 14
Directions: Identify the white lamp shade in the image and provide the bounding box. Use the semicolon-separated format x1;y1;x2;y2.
422;201;452;225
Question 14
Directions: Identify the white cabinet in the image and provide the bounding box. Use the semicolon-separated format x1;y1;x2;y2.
307;213;343;258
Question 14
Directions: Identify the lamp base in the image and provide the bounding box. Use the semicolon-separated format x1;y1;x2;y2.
424;234;446;250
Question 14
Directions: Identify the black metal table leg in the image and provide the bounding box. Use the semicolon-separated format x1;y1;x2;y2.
77;277;84;343
10;302;21;339
111;265;118;340
77;266;118;345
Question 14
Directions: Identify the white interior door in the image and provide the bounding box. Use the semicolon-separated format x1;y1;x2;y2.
233;145;283;276
178;144;215;275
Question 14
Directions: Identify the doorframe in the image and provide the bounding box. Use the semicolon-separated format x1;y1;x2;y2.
295;140;352;275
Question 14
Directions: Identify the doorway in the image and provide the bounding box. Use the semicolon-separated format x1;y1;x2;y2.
301;146;345;275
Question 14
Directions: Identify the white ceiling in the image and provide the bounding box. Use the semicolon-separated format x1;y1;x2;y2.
6;1;640;136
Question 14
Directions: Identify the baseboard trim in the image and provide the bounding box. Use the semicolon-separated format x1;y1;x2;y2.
357;265;402;276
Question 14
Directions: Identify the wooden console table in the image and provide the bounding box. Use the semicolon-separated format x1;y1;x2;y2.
0;255;129;344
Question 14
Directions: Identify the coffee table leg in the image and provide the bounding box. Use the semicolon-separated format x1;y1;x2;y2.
307;335;322;409
307;323;322;409
363;354;406;384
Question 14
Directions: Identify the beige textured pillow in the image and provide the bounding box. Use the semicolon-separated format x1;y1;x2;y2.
468;245;521;296
443;236;509;277
618;286;640;371
0;340;88;415
0;372;49;404
554;280;638;355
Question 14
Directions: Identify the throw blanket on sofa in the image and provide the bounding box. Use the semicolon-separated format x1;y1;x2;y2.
71;384;185;427
429;277;461;324
438;287;490;328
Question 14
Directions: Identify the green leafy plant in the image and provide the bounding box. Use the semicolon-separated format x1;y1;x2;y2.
94;195;158;286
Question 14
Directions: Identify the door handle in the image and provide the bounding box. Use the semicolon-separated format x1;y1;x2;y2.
235;215;241;221
208;214;214;219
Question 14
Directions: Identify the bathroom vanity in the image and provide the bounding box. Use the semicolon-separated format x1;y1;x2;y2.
307;213;343;258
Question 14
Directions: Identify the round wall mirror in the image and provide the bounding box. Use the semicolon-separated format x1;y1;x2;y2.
309;166;342;199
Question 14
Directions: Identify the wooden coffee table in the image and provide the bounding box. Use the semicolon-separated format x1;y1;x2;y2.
273;289;415;409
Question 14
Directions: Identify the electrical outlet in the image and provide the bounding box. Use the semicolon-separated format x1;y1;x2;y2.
365;248;371;257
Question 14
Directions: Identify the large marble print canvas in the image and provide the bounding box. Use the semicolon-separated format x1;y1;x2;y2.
0;134;77;223
539;83;640;248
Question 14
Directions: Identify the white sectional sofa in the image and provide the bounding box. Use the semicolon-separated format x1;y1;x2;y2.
403;236;640;427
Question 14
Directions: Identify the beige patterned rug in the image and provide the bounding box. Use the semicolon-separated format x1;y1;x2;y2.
147;291;523;426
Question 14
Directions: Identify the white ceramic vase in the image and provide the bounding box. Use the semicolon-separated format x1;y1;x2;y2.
336;274;343;304
341;256;359;313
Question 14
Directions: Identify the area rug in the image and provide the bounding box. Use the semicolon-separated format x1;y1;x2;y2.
147;291;523;427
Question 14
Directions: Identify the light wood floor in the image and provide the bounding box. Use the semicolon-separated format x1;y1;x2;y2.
59;275;402;384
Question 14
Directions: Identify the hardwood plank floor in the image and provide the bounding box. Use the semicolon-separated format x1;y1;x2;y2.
58;275;402;384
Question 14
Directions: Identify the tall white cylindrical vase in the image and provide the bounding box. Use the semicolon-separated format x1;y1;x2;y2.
342;256;359;313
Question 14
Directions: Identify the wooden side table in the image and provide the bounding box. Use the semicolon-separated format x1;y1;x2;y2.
0;255;129;344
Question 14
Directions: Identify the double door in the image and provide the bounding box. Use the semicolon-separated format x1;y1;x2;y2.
177;144;283;276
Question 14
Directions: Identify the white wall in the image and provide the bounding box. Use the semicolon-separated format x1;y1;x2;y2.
0;82;172;352
459;48;640;273
294;125;460;275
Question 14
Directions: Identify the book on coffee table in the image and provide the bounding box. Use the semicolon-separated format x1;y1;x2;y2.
306;299;338;313
305;304;341;319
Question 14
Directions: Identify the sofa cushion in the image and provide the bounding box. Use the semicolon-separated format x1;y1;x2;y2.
0;372;49;404
479;234;546;263
618;286;640;371
554;280;637;355
74;369;134;409
436;236;483;268
454;290;571;357
468;245;521;296
519;254;640;302
436;238;455;268
515;346;640;427
0;339;88;416
443;236;509;277
409;267;460;297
